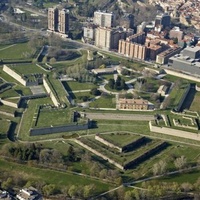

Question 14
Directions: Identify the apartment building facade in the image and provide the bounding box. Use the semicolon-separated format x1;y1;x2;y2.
48;8;69;34
93;11;116;28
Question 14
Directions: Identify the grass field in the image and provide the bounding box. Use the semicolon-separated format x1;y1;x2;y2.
52;50;87;69
0;43;34;61
0;68;20;83
66;81;95;91
99;133;142;147
14;85;32;96
74;91;94;103
168;80;190;109
10;64;45;75
79;136;165;166
90;94;116;108
0;120;10;134
0;159;111;194
0;104;17;114
190;91;200;113
19;97;53;140
48;77;69;104
0;88;20;98
36;108;72;127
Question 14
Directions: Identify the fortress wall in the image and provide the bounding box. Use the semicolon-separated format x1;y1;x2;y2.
3;65;26;86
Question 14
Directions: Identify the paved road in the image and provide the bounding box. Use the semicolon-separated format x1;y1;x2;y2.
86;112;154;121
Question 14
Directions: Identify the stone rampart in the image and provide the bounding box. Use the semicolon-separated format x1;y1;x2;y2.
0;99;19;108
0;111;15;117
95;134;146;153
21;93;48;100
74;139;124;170
124;141;167;169
3;65;26;86
95;135;122;152
43;78;59;107
30;123;89;136
164;69;200;83
149;121;200;141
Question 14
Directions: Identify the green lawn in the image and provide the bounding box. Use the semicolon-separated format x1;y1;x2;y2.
74;91;95;103
0;120;10;134
0;68;20;83
168;80;190;109
190;91;200;113
104;83;128;93
13;85;32;96
4;97;20;104
99;133;142;147
90;95;116;108
43;2;58;8
0;159;111;194
36;108;72;127
0;88;20;98
0;42;35;61
48;76;69;104
66;81;95;91
102;74;115;80
10;64;45;75
19;97;53;140
0;104;17;114
80;136;165;166
158;169;200;184
52;50;87;69
88;120;150;135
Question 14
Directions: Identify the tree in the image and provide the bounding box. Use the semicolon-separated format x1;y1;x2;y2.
174;156;187;169
42;56;47;63
181;182;193;192
83;184;95;199
42;184;57;196
152;160;167;175
1;178;13;190
68;185;78;198
67;146;76;162
90;88;101;96
49;57;56;64
115;76;121;90
152;163;160;176
108;78;115;89
124;191;134;200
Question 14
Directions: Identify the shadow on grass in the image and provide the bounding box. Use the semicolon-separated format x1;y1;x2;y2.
7;121;17;142
61;81;76;99
125;142;170;170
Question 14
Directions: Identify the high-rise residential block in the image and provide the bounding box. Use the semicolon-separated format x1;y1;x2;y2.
48;7;58;31
155;13;171;30
93;11;116;28
95;27;133;51
48;7;69;34
58;9;69;34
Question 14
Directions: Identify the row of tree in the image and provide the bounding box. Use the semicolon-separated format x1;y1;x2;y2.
2;143;77;164
108;76;126;91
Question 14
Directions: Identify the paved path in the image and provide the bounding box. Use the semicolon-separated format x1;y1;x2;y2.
69;89;91;93
0;44;16;51
85;112;154;121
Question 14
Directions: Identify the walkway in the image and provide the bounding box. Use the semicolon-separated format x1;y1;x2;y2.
0;44;16;51
85;112;154;121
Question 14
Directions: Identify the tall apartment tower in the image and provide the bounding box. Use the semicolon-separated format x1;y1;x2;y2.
58;9;69;34
155;13;170;29
48;8;58;31
95;27;130;51
93;11;116;28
